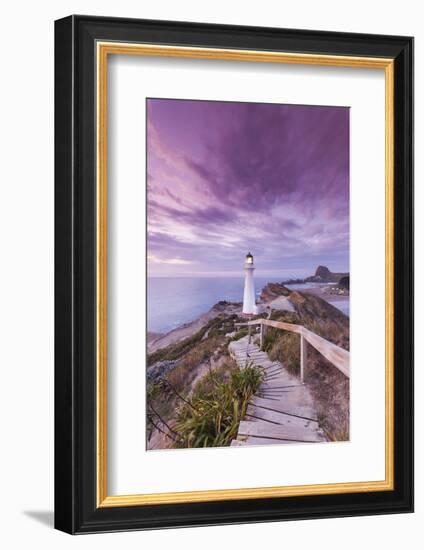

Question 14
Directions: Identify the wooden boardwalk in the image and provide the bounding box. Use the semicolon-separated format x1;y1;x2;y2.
229;335;326;446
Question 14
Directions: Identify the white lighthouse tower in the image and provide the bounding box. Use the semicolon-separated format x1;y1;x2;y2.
242;252;257;316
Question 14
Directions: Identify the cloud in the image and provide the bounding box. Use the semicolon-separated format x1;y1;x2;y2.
147;254;193;265
146;99;349;276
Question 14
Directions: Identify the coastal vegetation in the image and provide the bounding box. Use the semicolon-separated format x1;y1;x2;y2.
146;314;244;447
147;314;239;366
147;353;264;448
174;362;264;448
147;280;350;448
265;330;300;375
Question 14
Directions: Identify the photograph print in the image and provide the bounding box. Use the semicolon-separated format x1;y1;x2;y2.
146;98;350;451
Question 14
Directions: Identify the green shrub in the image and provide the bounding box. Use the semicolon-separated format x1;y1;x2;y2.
173;364;264;448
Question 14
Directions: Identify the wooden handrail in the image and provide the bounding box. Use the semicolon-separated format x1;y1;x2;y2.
300;327;350;378
245;318;350;379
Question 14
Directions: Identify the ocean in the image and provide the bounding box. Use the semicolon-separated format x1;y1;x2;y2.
147;277;350;334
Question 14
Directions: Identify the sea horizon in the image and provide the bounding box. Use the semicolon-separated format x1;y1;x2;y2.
147;274;316;279
147;275;349;334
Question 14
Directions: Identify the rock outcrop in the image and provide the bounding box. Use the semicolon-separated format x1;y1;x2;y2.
147;360;178;382
282;266;349;286
305;265;348;283
260;282;291;302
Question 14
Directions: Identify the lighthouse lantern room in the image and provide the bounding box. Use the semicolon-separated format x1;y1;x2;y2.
242;252;257;316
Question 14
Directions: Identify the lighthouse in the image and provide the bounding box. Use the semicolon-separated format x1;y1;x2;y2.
242;252;257;316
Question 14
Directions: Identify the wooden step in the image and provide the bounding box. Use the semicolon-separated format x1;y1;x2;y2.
238;421;324;443
233;347;266;355
258;387;301;397
260;383;304;390
259;385;301;393
264;374;292;384
236;357;266;362
263;375;295;385
264;369;286;376
240;437;295;446
257;391;292;399
251;396;318;422
236;351;263;355
231;334;328;446
261;361;284;368
264;367;283;376
246;404;320;429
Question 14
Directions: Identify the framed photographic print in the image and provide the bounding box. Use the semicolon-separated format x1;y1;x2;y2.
54;15;414;534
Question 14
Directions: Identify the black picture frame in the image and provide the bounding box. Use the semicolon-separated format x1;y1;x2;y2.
55;15;414;534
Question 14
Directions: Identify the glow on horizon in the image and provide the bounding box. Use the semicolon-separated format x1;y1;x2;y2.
147;267;330;279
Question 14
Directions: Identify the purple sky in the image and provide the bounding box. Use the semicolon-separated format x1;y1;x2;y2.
147;99;349;278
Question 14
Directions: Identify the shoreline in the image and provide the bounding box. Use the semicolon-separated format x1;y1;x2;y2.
148;288;349;354
147;301;241;353
301;287;350;302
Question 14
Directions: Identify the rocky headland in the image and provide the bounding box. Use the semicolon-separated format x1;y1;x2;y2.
282;265;350;296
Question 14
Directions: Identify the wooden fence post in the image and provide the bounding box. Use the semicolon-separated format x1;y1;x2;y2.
241;319;349;378
300;333;307;383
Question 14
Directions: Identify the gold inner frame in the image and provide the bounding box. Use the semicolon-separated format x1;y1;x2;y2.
96;42;395;508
